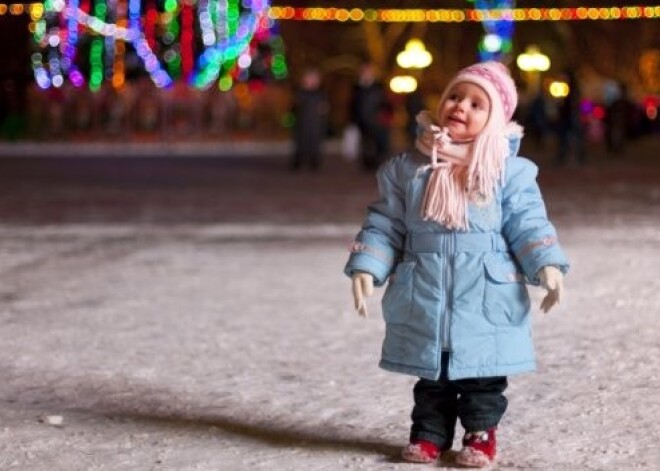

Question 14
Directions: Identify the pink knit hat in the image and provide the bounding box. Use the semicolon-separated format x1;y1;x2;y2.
437;61;518;127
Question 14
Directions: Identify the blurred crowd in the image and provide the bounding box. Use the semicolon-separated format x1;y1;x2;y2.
517;73;659;164
1;67;658;170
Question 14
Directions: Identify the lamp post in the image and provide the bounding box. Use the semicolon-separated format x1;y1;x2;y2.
516;45;550;94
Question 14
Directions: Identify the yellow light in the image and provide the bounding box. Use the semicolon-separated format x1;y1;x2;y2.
610;7;621;19
576;7;588;19
29;3;43;20
517;45;550;72
599;8;609;20
513;9;525;21
587;8;599;20
451;11;464;22
411;9;425;22
336;8;349;21
349;8;363;21
529;8;541;21
549;81;570;98
396;38;433;69
549;9;561;21
390;75;417;94
488;9;502;21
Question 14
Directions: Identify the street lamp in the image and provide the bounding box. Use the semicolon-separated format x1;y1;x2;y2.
516;45;550;94
389;75;418;94
549;80;570;98
396;39;433;69
391;38;432;94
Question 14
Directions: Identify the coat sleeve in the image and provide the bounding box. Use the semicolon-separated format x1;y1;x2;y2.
344;156;408;286
501;158;570;285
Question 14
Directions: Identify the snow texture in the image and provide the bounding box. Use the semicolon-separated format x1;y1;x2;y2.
1;139;659;470
0;220;658;470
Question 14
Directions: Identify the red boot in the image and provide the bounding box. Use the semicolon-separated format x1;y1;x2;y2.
401;439;440;463
455;428;496;468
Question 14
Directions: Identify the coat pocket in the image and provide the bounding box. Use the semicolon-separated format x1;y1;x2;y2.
381;261;415;324
483;253;530;326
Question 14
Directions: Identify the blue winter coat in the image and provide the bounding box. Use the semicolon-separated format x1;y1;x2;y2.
344;138;569;381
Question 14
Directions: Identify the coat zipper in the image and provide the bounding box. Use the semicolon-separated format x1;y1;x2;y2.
441;235;454;352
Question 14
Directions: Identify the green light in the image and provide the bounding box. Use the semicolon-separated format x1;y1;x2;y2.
218;76;233;91
364;9;378;21
94;4;107;17
225;46;237;59
282;112;295;128
164;0;177;12
228;0;239;35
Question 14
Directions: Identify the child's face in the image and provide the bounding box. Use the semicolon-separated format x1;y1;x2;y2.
438;82;490;141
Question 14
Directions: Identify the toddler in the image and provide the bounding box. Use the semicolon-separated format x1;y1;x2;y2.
344;61;569;467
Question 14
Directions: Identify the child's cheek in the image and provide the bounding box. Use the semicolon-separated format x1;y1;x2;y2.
435;103;447;125
437;109;448;127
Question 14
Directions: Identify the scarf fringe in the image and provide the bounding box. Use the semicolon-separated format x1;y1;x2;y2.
421;164;470;230
416;111;511;231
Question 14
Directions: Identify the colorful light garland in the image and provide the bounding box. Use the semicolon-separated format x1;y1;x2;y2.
468;0;515;61
5;3;660;21
3;2;656;92
20;1;283;91
265;5;660;22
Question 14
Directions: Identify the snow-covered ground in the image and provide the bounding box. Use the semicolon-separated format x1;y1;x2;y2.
0;138;659;470
0;219;658;470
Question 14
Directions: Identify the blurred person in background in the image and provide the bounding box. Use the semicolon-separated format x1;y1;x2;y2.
555;69;587;166
349;61;393;171
290;67;329;172
605;82;637;156
405;87;426;146
525;89;551;149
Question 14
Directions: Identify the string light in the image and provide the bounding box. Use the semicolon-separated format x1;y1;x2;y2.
470;0;515;62
181;3;195;81
17;2;654;95
5;3;660;21
266;5;660;22
27;1;278;90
